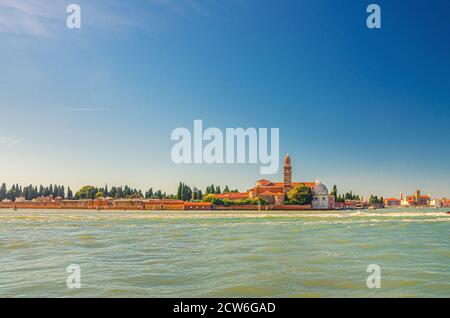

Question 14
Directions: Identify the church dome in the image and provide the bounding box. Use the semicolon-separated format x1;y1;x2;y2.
313;180;329;195
284;154;291;165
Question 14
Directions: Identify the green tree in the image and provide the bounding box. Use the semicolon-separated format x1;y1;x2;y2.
180;183;192;201
177;182;183;200
332;185;337;198
59;185;65;198
287;184;313;205
109;187;117;198
7;184;16;201
67;187;73;200
368;195;383;205
145;188;154;199
116;187;123;198
0;183;7;201
75;186;97;200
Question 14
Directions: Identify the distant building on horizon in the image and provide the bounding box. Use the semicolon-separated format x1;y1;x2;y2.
384;197;401;207
400;189;430;206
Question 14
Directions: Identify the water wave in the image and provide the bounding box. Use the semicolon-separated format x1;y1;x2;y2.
1;209;449;223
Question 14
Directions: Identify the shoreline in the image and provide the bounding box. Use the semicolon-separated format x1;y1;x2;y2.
1;207;448;213
0;206;341;212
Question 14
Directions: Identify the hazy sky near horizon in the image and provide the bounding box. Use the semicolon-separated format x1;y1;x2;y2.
0;0;449;198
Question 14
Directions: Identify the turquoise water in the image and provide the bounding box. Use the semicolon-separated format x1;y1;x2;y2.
0;208;449;298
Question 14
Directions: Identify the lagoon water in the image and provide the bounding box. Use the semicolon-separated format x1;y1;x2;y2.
0;208;449;297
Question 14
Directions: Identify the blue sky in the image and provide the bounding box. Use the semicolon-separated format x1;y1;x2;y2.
0;0;449;198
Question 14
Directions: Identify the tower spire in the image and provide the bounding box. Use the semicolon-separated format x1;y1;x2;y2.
283;154;292;195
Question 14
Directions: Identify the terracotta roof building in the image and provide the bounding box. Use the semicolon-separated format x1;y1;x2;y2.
400;190;431;206
384;197;401;207
212;154;335;209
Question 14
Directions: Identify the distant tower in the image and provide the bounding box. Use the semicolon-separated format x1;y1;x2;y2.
415;189;421;204
283;154;292;195
400;192;403;201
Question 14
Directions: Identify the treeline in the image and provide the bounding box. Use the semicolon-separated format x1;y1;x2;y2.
203;196;267;206
144;188;175;200
205;184;239;195
331;185;384;204
176;183;239;201
0;183;174;201
339;192;361;202
177;183;198;201
331;185;361;202
74;185;176;200
0;182;239;202
0;183;73;201
368;195;384;205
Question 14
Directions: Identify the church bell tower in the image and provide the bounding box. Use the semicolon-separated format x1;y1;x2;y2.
283;154;292;195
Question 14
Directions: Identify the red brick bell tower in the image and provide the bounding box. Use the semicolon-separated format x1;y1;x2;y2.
283;154;292;195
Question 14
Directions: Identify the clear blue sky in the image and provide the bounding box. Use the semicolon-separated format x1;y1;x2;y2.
0;0;449;198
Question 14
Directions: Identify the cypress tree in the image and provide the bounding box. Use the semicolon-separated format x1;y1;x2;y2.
0;183;7;201
177;182;183;200
67;187;73;200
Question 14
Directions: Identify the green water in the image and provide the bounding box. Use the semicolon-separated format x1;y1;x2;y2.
0;208;449;297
